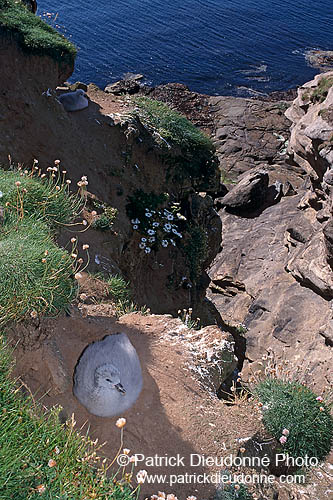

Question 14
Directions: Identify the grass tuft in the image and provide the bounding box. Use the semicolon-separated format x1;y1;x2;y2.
255;378;333;461
89;272;149;317
0;169;81;229
0;166;84;326
0;218;76;326
132;97;218;184
0;0;76;64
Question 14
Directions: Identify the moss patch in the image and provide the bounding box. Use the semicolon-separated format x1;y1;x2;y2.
311;77;333;103
184;224;208;283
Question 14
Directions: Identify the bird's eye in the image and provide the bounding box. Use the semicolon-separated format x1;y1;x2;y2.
106;378;112;383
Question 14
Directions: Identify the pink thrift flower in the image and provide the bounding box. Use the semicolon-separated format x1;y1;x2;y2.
279;436;287;444
282;428;289;436
316;396;323;402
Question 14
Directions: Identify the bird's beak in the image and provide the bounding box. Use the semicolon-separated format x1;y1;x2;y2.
115;383;126;395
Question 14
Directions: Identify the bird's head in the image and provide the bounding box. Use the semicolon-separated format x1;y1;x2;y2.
94;363;126;394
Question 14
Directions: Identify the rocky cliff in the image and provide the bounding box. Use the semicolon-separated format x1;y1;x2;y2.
1;8;333;499
205;73;333;393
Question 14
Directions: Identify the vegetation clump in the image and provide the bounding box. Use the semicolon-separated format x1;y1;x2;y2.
215;479;253;500
90;272;148;317
0;218;76;326
302;76;333;104
92;206;118;231
0;0;76;64
0;165;82;326
132;97;218;185
184;224;208;282
106;274;131;304
126;189;169;226
310;76;333;103
126;189;185;253
0;167;81;229
255;378;333;461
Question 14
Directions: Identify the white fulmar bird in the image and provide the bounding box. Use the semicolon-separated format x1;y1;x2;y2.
57;89;89;112
73;333;143;417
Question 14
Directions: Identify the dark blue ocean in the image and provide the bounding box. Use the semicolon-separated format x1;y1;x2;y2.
38;0;333;96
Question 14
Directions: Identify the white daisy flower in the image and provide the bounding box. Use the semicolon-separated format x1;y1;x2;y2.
131;219;136;224
148;237;156;243
177;213;187;220
133;225;138;229
162;240;168;247
146;212;152;217
139;242;146;249
164;223;172;232
170;239;176;246
141;237;147;242
147;229;155;235
145;247;151;254
167;214;174;221
152;222;159;227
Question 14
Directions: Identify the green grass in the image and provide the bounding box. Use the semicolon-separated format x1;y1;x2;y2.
0;167;83;326
106;274;131;304
132;97;218;184
302;76;333;104
0;338;136;499
0;167;137;499
90;273;148;317
0;0;76;65
0;169;81;230
0;218;76;326
255;378;333;461
133;97;213;152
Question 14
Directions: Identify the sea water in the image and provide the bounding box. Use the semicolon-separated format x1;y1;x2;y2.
37;0;333;96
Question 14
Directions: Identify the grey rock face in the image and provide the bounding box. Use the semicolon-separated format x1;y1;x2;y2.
209;96;292;178
207;195;332;391
73;333;143;417
285;72;333;181
219;169;269;211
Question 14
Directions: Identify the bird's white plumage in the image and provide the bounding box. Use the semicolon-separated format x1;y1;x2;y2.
57;89;88;112
73;333;143;417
